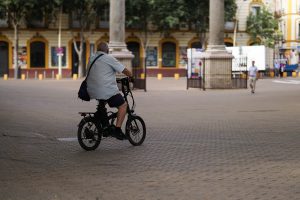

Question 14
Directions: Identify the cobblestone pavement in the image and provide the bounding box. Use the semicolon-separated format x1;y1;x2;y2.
0;78;299;200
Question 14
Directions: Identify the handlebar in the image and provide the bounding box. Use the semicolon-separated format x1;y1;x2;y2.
116;77;135;111
116;76;134;84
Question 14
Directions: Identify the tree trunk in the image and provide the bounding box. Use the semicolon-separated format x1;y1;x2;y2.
73;37;83;78
73;30;85;78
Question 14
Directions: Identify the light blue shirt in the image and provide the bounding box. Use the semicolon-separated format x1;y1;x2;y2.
249;65;258;77
87;51;125;100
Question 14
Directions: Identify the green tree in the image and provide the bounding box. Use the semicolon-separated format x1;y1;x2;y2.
126;0;153;76
63;0;106;77
0;0;35;79
246;6;278;47
25;0;58;28
149;0;186;35
225;0;237;22
126;0;237;46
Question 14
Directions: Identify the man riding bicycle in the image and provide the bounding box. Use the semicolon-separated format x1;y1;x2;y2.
87;42;132;140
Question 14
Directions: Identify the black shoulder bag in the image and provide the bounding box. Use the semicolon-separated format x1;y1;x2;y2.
78;54;104;101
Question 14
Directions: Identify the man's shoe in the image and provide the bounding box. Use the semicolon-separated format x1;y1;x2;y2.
113;127;127;140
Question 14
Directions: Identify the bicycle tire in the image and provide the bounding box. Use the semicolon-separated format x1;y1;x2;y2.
125;115;146;146
77;117;102;151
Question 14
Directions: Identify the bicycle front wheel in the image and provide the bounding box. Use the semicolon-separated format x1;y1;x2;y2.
125;115;146;146
77;117;101;151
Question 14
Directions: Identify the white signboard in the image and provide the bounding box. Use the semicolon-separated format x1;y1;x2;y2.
226;46;266;71
187;48;204;78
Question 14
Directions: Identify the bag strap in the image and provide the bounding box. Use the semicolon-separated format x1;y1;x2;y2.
85;53;104;80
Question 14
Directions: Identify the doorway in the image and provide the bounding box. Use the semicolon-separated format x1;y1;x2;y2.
0;41;9;77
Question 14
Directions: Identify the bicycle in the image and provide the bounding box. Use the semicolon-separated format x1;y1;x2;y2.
77;77;146;151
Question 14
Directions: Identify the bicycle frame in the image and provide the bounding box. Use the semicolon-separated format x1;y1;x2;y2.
77;77;146;150
79;77;135;128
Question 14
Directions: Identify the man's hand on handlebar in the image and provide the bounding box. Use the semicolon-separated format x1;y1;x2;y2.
128;76;135;83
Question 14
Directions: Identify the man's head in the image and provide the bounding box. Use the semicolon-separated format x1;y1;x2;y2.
97;42;109;53
252;61;255;66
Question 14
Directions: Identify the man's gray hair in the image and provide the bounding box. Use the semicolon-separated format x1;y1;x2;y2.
97;42;109;53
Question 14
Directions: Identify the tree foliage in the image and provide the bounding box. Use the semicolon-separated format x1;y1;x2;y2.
0;0;35;26
246;6;278;47
126;0;237;36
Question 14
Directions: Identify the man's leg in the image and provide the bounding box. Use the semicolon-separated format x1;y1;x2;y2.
253;78;256;93
250;78;253;92
116;102;127;128
107;94;127;140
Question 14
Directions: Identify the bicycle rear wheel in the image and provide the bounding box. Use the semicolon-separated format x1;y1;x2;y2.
125;115;146;146
77;117;101;151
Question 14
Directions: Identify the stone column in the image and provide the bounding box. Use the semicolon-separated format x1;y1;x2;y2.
109;0;134;72
200;0;233;89
207;0;226;51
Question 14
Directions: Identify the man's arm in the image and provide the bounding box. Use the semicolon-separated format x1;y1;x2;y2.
122;68;133;77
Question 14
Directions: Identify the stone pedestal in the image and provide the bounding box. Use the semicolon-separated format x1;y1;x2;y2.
200;50;233;89
109;0;134;73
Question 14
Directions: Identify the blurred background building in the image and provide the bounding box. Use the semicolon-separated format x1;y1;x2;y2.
0;0;294;79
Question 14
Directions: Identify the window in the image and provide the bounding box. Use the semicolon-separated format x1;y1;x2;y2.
71;11;81;28
225;42;233;47
0;41;9;76
26;17;45;28
251;6;261;15
51;47;66;67
127;42;140;68
162;42;176;67
98;5;109;28
30;41;45;68
146;47;157;67
0;18;8;28
191;42;202;49
298;23;300;40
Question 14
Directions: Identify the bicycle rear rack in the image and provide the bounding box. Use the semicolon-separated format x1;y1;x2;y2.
78;112;94;117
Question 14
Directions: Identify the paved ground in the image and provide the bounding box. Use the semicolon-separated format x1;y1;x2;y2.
0;77;299;200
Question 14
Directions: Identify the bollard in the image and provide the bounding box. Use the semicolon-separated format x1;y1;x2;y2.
292;72;297;78
35;71;37;79
73;74;78;80
283;72;287;78
26;71;29;79
298;72;300;77
140;73;145;79
157;73;162;80
241;73;247;79
44;71;46;79
21;74;26;80
3;74;8;80
270;72;275;78
56;74;61;80
174;73;180;80
38;74;43;80
52;71;55;79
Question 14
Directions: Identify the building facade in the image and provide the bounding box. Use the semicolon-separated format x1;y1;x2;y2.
275;0;300;67
0;0;276;78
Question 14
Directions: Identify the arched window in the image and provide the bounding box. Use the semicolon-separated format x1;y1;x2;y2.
248;39;261;46
191;42;202;49
162;42;176;67
225;42;233;47
127;41;140;68
0;41;9;76
30;41;45;68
